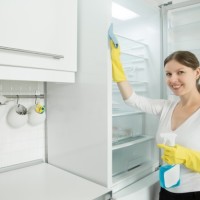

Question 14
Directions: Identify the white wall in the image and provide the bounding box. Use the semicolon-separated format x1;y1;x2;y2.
0;81;45;168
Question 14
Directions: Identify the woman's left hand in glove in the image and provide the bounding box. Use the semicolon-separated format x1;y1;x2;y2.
157;144;200;173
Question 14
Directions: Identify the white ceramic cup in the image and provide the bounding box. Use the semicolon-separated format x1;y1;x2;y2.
28;105;46;126
7;105;28;128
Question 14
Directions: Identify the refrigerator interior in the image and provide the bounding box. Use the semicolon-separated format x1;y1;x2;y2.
111;0;161;192
162;0;200;100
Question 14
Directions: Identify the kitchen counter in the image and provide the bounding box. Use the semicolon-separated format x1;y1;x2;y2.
0;163;111;200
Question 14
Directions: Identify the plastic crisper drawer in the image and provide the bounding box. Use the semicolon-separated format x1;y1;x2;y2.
112;140;152;176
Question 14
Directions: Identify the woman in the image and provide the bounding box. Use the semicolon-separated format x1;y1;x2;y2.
110;40;200;200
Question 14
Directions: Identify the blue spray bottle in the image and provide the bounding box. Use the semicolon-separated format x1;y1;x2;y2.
159;133;181;189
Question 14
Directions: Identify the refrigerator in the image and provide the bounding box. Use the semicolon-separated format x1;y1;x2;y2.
113;1;200;198
45;0;200;199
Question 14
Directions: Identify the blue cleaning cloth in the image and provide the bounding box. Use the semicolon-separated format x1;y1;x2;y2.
108;24;118;48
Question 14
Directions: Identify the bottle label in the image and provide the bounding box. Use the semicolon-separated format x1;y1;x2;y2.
159;164;180;188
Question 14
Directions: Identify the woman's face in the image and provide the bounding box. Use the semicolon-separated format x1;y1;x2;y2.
164;60;200;96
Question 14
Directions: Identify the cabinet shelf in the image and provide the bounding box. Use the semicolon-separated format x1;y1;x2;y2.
112;135;153;150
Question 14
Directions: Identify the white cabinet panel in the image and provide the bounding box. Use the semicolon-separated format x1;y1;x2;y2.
46;0;112;187
0;163;111;200
0;0;77;78
0;65;75;82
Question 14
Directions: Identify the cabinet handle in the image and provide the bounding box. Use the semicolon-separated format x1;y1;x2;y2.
0;46;64;59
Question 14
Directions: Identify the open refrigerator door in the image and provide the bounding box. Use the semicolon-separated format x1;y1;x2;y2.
111;0;161;194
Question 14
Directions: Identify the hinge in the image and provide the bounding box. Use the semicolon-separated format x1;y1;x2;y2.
155;164;162;171
159;1;172;8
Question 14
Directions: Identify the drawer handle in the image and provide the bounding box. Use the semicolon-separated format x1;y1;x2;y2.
0;46;64;59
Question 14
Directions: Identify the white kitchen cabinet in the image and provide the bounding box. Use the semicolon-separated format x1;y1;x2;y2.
0;0;77;83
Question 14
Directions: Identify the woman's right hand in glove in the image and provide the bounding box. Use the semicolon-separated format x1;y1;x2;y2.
110;40;127;82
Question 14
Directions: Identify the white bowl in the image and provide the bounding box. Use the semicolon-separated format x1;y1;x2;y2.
7;105;28;128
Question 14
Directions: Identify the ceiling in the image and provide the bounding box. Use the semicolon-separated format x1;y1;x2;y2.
112;0;190;20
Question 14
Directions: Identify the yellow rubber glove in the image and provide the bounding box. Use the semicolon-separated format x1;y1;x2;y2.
158;144;200;173
110;40;127;82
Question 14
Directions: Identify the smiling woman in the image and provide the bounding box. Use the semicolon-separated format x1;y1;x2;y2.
164;51;200;95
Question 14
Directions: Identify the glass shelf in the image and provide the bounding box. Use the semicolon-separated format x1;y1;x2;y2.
112;135;153;150
129;81;148;85
114;33;148;62
121;52;148;64
115;33;147;47
123;61;145;70
112;111;144;117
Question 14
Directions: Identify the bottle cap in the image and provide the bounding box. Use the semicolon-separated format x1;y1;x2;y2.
160;132;177;147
